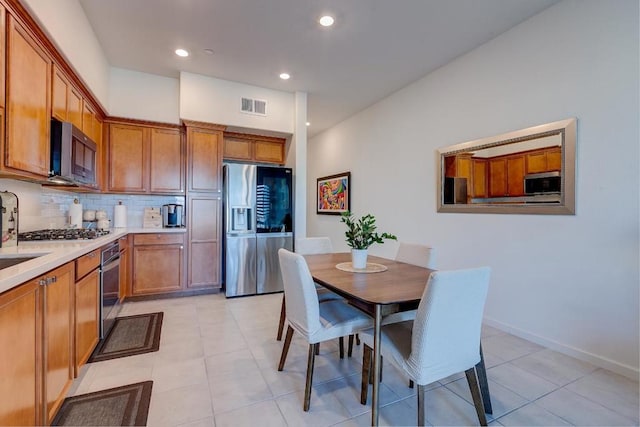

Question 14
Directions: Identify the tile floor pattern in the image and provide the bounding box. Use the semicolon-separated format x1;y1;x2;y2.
67;293;639;427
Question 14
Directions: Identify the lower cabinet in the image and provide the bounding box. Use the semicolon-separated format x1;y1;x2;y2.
74;269;99;375
0;279;42;426
132;233;185;295
0;262;74;426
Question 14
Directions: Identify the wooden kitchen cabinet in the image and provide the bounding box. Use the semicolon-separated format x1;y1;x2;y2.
526;146;561;173
489;155;525;197
4;14;51;179
185;121;225;193
0;279;42;426
187;195;221;289
224;132;286;165
132;233;185;295
43;262;74;424
472;159;488;198
106;120;183;194
74;249;100;376
119;235;131;298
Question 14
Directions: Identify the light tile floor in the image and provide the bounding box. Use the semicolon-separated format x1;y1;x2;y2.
67;293;639;427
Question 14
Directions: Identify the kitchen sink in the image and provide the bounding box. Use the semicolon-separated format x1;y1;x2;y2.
0;256;41;270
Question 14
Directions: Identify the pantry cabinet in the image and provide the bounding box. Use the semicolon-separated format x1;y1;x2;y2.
186;122;224;193
106;120;183;194
187;195;221;290
132;233;185;295
4;14;51;179
0;262;74;426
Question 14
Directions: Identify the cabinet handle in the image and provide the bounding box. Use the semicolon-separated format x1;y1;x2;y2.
87;253;96;258
39;279;47;286
50;276;57;283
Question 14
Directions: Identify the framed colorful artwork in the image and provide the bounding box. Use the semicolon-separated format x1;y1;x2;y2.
317;172;351;215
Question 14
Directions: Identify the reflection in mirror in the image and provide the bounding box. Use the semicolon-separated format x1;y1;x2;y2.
438;118;576;215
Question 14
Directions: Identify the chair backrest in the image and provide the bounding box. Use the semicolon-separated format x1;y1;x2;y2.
407;267;490;385
278;248;322;338
295;237;333;255
395;242;436;269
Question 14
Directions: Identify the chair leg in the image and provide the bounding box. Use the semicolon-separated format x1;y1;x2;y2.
409;379;414;388
356;333;360;345
465;368;488;426
476;343;493;414
303;343;318;411
278;326;294;371
417;384;426;426
339;337;345;359
276;295;286;341
348;335;354;357
316;343;320;355
361;344;372;404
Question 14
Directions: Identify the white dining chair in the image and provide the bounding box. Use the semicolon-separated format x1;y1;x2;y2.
277;248;374;411
359;267;491;426
276;238;342;339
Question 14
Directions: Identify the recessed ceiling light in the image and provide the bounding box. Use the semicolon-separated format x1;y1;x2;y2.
279;73;290;80
306;122;310;126
175;48;189;57
319;15;335;27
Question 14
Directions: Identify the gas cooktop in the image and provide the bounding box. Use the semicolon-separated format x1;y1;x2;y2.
18;228;110;241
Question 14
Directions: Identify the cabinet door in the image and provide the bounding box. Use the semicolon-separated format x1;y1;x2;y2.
254;139;284;164
0;280;41;426
488;158;507;197
472;159;487;198
526;151;547;174
74;268;99;375
188;196;221;289
44;263;74;424
108;123;147;192
67;87;83;130
82;102;95;140
507;155;526;196
547;147;562;171
6;16;51;177
223;136;252;161
133;244;184;295
150;128;184;193
51;66;68;121
188;127;222;192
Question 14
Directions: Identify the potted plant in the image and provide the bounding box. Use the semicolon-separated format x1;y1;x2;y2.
340;211;397;268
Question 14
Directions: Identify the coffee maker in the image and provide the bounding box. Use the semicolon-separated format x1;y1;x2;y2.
162;204;184;227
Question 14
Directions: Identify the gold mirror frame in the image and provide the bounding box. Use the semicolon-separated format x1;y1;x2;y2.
437;118;576;215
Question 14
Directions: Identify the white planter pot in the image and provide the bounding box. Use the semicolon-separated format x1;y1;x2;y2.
351;249;368;269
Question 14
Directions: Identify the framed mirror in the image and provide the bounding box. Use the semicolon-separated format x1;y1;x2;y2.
437;118;576;215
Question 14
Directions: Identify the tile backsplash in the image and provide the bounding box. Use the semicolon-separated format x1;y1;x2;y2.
0;179;185;231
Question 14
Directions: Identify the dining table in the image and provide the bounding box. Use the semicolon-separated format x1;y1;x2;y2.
304;252;492;426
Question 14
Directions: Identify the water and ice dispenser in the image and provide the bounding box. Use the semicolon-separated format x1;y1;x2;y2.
231;206;252;232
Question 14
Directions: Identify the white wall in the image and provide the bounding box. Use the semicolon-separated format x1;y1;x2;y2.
20;0;110;108
308;0;639;377
180;72;294;134
109;68;180;124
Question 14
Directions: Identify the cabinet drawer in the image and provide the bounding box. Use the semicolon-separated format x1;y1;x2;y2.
75;249;100;280
134;233;184;246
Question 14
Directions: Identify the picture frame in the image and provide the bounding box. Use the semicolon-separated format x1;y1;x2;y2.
317;172;351;215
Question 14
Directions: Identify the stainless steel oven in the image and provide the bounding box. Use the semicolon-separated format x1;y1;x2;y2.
100;240;121;338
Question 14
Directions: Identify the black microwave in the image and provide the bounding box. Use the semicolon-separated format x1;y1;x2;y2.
49;118;97;187
524;172;561;194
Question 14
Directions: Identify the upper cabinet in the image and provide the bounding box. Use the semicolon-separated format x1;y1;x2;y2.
106;119;184;194
4;14;51;178
224;132;286;165
185;121;225;193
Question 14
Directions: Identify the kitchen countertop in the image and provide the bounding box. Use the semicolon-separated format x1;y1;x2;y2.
0;227;186;294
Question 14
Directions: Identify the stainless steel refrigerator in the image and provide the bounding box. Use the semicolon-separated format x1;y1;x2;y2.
223;163;293;297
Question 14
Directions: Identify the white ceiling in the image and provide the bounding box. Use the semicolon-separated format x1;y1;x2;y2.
79;0;559;136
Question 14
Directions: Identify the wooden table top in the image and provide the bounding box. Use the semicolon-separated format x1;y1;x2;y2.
304;253;434;306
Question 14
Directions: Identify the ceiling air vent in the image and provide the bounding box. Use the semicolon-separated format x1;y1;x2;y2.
240;97;267;116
